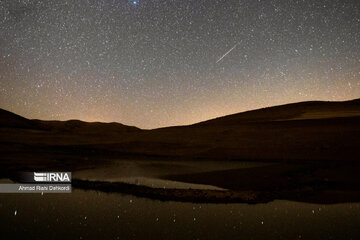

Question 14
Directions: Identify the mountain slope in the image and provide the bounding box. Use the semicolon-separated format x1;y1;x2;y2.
195;98;360;126
0;108;41;129
0;98;360;169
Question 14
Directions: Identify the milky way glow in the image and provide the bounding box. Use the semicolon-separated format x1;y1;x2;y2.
0;0;359;128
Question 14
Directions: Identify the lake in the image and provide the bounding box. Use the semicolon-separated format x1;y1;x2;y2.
1;160;359;239
73;160;272;190
0;190;359;239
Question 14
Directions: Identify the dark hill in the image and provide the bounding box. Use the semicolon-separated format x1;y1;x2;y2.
196;99;360;126
0;98;360;170
0;108;41;129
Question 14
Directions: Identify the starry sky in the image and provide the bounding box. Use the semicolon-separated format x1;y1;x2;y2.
0;0;359;129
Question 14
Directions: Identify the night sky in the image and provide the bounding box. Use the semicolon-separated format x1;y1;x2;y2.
0;0;359;129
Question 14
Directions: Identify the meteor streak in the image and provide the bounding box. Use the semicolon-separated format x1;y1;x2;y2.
216;43;238;63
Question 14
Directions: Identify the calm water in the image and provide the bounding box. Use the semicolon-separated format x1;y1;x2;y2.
73;160;271;189
1;161;359;239
0;189;359;240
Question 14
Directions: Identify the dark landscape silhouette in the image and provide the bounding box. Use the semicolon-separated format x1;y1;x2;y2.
1;98;360;203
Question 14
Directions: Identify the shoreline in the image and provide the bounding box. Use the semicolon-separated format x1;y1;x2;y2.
71;178;360;204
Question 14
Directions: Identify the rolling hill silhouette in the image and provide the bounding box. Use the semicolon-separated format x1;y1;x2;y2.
1;98;360;171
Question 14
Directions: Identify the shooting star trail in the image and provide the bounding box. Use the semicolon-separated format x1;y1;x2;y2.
216;43;238;63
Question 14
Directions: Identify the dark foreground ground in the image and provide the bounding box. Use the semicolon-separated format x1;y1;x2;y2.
1;99;360;203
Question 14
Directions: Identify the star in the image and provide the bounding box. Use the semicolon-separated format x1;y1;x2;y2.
0;0;358;129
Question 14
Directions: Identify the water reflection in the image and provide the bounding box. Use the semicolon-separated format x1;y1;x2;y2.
73;160;270;191
119;177;226;190
0;189;359;239
73;160;270;181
